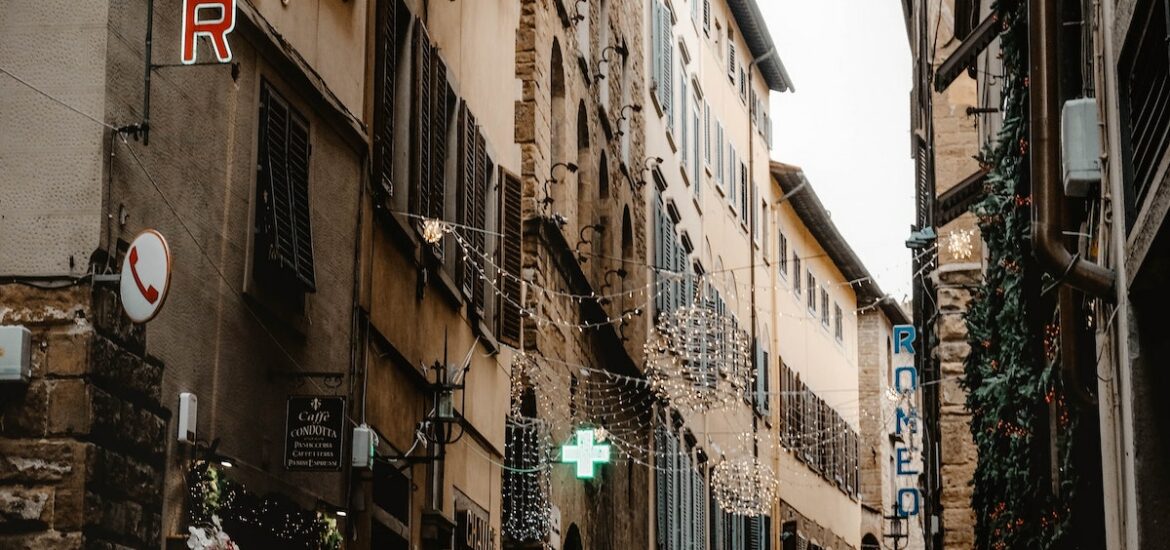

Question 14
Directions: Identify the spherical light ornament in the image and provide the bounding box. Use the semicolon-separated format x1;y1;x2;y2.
644;303;752;412
711;456;778;517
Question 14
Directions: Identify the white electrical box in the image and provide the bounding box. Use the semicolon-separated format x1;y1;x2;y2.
178;393;197;443
1061;98;1102;198
0;326;32;383
352;424;378;469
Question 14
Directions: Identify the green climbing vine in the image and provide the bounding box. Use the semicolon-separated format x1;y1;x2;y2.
962;1;1082;548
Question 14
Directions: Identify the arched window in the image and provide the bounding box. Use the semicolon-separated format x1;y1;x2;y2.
564;524;583;550
597;0;611;108
599;152;610;199
621;206;633;264
551;39;566;165
575;0;590;66
576;101;591;227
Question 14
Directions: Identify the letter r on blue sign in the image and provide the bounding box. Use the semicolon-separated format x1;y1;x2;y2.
893;325;916;354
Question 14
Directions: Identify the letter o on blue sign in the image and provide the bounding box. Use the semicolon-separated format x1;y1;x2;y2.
896;488;920;517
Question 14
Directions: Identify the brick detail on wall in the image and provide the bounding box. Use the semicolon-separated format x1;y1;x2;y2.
0;284;167;549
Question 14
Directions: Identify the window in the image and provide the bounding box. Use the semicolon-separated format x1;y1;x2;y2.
692;105;701;189
739;67;747;101
821;288;829;327
410;25;453;260
703;100;712;166
778;233;788;278
254;81;317;293
738;164;749;224
681;74;689;172
793;257;802;295
727;42;736;82
651;0;674;128
715;121;725;187
373;0;405;199
457;105;496;321
656;427;705;550
834;303;844;341
761;201;769;255
372;460;411;549
806;272;816;312
702;0;710;34
499;171;524;346
655;195;691;316
1120;0;1170;215
728;146;738;207
754;337;770;415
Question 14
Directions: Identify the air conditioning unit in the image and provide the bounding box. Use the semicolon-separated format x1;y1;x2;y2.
1061;98;1102;198
0;325;32;383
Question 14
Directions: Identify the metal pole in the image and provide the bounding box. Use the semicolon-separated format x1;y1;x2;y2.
142;0;154;145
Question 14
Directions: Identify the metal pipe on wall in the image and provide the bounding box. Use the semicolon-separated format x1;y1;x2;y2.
1028;0;1115;298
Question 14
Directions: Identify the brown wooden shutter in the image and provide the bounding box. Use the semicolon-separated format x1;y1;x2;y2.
256;82;316;291
499;171;523;346
411;25;432;218
430;53;449;224
471;131;488;314
374;0;398;198
458;105;478;296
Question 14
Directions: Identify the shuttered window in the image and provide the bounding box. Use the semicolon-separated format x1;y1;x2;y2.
778;234;788;279
655;196;691;316
411;25;452;258
703;101;711;166
728;42;736;82
692;107;702;190
1121;0;1170;213
821;289;830;326
728;146;737;206
716;121;725;187
754;340;770;415
702;0;710;34
834;304;843;341
652;1;674;130
806;273;816;312
499;171;523;347
681;76;690;171
792;257;801;296
373;0;401;199
255;81;317;291
458;105;491;314
739;163;749;224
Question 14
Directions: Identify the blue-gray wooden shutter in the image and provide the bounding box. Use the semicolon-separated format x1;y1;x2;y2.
660;2;673;130
657;428;668;550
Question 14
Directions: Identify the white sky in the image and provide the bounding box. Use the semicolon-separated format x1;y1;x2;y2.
761;0;915;301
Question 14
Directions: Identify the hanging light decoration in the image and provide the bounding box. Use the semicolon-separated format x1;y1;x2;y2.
420;218;450;244
502;415;553;543
710;455;778;517
644;301;752;412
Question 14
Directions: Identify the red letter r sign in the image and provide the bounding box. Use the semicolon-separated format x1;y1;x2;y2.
181;0;237;65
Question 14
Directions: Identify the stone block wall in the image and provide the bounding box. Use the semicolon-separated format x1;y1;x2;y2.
0;284;166;549
933;264;981;550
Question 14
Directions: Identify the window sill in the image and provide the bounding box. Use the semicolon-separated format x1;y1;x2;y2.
692;195;702;215
431;261;465;310
679;164;691;187
665;128;678;152
704;164;713;177
650;82;665;118
715;182;726;197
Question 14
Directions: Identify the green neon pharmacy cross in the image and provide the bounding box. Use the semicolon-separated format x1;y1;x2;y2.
562;429;611;479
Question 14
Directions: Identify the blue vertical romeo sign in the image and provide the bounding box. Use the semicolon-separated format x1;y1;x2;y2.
892;324;920;517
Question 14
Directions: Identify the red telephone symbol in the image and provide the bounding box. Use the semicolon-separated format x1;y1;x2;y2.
128;247;160;304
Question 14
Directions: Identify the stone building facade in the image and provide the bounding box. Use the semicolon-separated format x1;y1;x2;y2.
2;0;367;548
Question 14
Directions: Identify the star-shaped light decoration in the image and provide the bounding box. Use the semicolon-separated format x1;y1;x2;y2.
947;229;975;260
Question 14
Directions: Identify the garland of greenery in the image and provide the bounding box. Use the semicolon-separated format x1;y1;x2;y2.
188;463;342;550
961;1;1083;548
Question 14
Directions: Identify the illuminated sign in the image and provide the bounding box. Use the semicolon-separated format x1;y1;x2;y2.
181;0;237;65
561;429;610;479
892;324;921;517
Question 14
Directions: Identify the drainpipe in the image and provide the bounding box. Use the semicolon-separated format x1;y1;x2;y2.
1029;0;1115;298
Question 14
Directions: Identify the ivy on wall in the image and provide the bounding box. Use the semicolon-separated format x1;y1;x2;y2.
962;1;1082;548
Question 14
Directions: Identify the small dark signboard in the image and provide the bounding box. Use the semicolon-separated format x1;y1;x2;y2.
284;396;345;471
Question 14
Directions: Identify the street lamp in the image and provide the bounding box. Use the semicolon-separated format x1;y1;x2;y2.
883;504;908;550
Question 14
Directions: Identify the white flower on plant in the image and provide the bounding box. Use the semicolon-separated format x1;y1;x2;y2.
187;515;239;550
